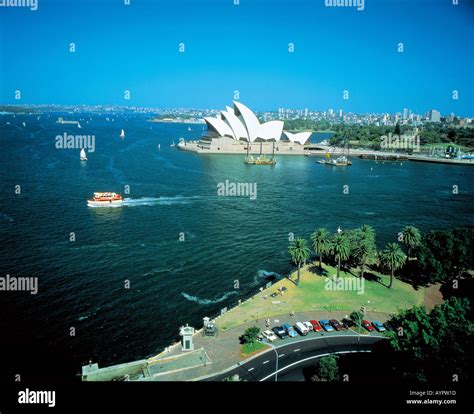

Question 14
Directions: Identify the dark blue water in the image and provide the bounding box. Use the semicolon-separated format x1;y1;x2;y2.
1;112;474;375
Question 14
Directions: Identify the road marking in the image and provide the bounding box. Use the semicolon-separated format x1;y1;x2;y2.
278;353;285;357
293;349;300;352
259;350;371;382
248;367;254;372
263;360;270;365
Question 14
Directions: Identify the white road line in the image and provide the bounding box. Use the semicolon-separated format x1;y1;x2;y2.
248;367;254;372
260;350;371;382
263;360;270;365
278;354;285;357
293;349;300;352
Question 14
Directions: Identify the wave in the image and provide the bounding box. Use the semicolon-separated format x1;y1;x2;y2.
252;269;283;286
181;290;238;305
0;213;14;222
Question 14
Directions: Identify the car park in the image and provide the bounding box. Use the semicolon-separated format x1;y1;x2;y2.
372;321;386;332
310;320;322;332
272;326;288;339
362;320;375;332
282;323;298;338
319;319;334;332
294;322;309;336
262;329;278;342
329;319;344;331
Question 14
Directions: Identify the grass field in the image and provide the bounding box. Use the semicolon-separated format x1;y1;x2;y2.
218;263;426;331
241;341;268;357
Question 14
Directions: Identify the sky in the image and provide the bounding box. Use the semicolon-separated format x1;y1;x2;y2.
0;0;473;115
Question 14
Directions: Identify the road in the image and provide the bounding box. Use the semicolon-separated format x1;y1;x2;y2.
205;333;385;382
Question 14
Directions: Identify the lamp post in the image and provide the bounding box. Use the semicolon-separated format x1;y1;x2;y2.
266;342;279;382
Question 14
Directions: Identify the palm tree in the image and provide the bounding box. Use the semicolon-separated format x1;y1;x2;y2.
311;228;330;269
288;238;310;286
379;242;407;288
330;233;350;278
401;225;422;259
354;225;376;279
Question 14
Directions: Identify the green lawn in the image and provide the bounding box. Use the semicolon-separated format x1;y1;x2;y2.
241;341;267;357
218;263;425;331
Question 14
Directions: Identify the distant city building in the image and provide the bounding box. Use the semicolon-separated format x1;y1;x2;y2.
429;109;441;122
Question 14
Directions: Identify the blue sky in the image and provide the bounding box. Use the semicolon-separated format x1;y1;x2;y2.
0;0;473;115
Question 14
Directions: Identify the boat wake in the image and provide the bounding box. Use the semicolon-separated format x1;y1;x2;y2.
181;291;238;305
88;196;200;208
252;269;283;286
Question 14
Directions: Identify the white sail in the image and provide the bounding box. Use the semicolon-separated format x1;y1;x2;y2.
80;148;87;160
120;129;125;138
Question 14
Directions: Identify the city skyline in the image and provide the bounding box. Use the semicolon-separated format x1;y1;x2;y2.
0;0;473;116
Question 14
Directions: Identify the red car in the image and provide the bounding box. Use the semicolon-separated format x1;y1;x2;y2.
309;320;322;332
362;320;375;332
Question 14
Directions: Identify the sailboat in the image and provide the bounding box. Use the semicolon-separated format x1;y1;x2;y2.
187;126;191;131
80;148;88;161
119;129;125;139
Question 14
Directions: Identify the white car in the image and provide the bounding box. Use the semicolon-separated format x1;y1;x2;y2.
262;329;278;342
294;322;309;336
302;321;313;332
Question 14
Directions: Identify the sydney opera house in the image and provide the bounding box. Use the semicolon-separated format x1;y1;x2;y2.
178;101;312;154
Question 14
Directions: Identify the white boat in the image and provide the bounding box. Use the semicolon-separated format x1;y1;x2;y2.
120;129;125;139
87;192;123;207
187;126;191;131
22;122;26;127
80;148;88;161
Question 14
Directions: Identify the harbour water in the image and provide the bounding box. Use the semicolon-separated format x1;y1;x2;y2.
1;112;473;378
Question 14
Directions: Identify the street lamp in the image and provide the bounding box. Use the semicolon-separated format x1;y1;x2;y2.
266;342;279;382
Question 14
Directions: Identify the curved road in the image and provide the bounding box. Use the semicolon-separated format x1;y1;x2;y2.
206;334;385;382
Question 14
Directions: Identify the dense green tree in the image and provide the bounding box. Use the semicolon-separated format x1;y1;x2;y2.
417;228;474;284
311;355;340;382
350;226;377;279
379;243;407;288
241;326;260;344
311;228;331;269
386;297;474;382
288;238;310;286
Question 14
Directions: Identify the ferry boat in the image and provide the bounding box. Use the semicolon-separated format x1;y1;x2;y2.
87;192;123;207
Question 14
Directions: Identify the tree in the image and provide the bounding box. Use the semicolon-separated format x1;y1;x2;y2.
241;326;260;344
330;233;350;278
311;355;340;382
288;238;310;286
352;226;377;279
394;122;401;136
417;228;474;284
386;297;474;382
311;228;331;269
379;242;407;288
401;225;422;259
350;310;364;327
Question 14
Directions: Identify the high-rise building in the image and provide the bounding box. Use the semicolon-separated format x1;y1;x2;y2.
429;109;441;122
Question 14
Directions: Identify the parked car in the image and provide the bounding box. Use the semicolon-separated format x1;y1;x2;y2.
272;326;288;339
341;318;355;329
371;321;386;332
262;329;278;342
282;323;298;338
294;322;309;336
362;320;375;332
310;320;322;332
319;319;334;332
329;319;344;331
302;321;313;332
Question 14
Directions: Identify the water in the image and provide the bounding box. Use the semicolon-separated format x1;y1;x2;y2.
1;112;474;377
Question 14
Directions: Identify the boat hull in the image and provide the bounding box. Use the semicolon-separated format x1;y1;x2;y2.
87;200;123;207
